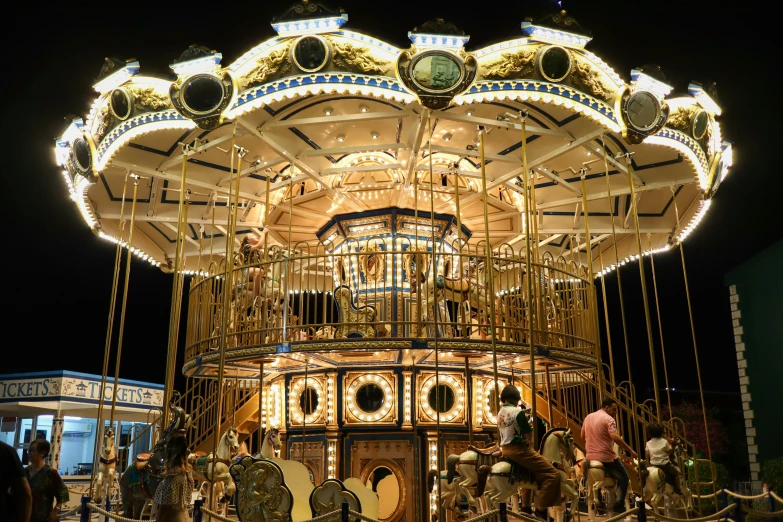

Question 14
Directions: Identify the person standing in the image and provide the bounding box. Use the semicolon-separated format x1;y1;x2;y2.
1;440;32;522
153;435;194;522
497;384;561;521
26;438;69;522
581;398;638;514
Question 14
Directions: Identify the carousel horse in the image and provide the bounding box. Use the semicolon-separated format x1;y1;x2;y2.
640;439;692;517
584;443;633;521
447;442;501;508
427;455;467;519
93;427;117;503
253;427;281;459
189;427;240;514
477;428;578;522
119;392;191;519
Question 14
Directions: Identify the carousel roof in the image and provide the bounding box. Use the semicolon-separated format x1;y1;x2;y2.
54;3;732;276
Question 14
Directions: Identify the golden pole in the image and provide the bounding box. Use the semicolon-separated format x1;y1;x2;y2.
166;194;191;405
453;163;466;335
258;360;265;446
624;154;662;419
598;247;617;387
580;168;605;398
602;139;632;385
162;149;190;424
108;177;140;426
302;358;308;465
426;113;443;516
89;171;130;493
648;235;673;418
479;127;502;426
517;114;536;442
602;139;640;452
464;356;474;447
212;128;239;485
672;190;717;495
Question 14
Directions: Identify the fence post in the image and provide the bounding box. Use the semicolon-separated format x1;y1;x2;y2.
768;487;776;522
79;495;91;522
342;502;349;522
637;498;647;522
734;501;743;522
105;496;111;522
722;488;728;522
194;499;203;522
499;502;508;522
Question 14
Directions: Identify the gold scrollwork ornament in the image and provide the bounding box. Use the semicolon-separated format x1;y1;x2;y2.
330;40;389;75
242;45;292;90
482;47;537;79
231;457;293;522
359;242;385;283
129;87;170;111
568;58;613;103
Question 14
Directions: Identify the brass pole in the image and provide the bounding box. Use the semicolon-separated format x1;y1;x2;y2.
545;364;554;427
166;194;190;406
453;164;466;335
212;128;239;486
162;150;190;426
464;356;474;446
89;171;130;493
672;190;717;497
648;235;673;418
517;114;537;442
427;113;443;517
580;169;605;398
282;172;294;341
624;154;662;419
258;360;265;447
109;177;140;427
598;247;617;388
302;358;309;465
602;139;633;385
479;127;502;424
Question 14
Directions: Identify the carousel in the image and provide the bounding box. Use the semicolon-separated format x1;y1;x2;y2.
55;2;733;521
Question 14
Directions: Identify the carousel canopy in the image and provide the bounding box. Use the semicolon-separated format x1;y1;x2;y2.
54;2;732;277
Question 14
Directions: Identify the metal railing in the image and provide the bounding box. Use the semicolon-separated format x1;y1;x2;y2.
185;240;598;360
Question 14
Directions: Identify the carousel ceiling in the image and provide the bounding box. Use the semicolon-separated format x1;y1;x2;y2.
54;2;732;277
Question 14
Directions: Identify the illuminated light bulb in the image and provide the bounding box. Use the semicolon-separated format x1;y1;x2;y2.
336;134;345;142
443;133;453;142
370;131;379;139
359;104;369;113
323;107;333;116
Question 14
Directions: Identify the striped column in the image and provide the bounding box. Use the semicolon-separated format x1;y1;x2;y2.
729;285;759;481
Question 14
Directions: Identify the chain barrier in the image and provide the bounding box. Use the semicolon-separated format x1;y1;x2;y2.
463;509;501;521
644;502;737;522
87;503;140;522
200;506;238;522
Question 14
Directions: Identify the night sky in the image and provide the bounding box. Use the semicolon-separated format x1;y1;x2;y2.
2;1;779;409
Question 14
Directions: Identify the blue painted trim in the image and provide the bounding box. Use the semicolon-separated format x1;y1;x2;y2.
0;370;163;389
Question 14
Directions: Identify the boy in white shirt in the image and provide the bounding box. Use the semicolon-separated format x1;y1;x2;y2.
497;385;562;521
645;423;682;495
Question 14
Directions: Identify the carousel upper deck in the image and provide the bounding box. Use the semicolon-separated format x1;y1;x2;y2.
54;4;730;384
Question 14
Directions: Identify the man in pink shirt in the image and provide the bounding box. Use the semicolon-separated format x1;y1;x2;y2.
581;397;638;513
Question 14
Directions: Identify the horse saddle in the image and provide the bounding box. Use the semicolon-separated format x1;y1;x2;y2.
136;453;151;462
441;276;470;293
496;458;537;486
468;445;502;458
192;451;207;457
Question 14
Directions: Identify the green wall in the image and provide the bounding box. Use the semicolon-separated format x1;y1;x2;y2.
725;239;783;462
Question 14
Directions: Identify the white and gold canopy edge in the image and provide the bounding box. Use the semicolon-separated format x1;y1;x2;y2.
53;6;733;278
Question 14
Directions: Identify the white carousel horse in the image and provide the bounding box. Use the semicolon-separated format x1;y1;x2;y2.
477;428;578;522
641;462;692;518
584;443;635;521
253;427;281;459
94;427;117;503
427;456;468;519
189;427;240;515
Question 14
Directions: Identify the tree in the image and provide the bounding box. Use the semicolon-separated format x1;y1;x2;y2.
662;401;728;457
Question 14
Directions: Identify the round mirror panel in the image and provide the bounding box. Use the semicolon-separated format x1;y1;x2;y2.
411;53;463;92
356;383;384;413
181;75;224;114
73;138;92;173
626;91;661;132
293;36;329;72
110;88;131;120
367;466;399;520
693;110;709;140
299;387;319;415
539;46;571;82
428;384;455;412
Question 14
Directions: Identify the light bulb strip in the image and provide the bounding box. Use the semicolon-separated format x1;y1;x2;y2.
644;129;709;190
